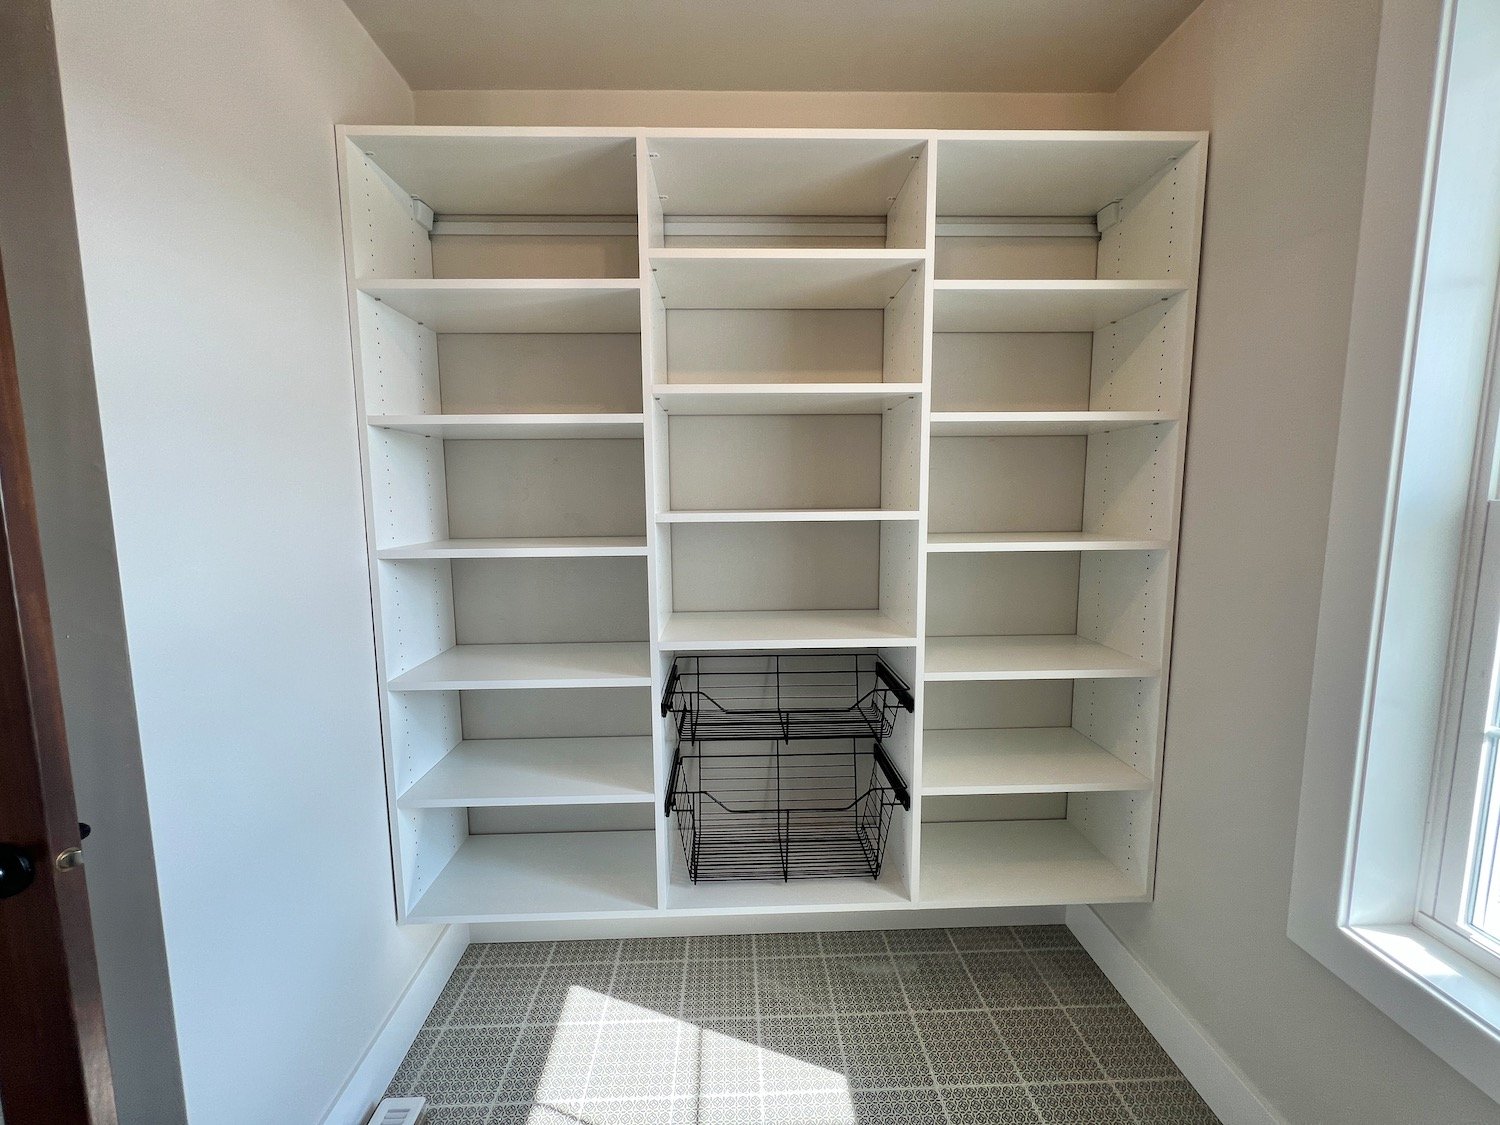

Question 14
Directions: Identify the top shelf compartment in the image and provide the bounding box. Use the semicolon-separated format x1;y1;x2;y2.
933;134;1203;283
646;137;929;250
344;132;640;280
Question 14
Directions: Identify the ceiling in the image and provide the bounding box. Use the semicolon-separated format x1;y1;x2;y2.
343;0;1203;93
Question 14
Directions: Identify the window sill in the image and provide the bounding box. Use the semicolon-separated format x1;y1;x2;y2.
1332;923;1500;1102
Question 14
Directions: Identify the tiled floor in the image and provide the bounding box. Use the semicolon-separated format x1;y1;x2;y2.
386;925;1220;1124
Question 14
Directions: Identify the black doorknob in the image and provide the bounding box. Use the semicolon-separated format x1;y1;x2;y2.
0;843;36;899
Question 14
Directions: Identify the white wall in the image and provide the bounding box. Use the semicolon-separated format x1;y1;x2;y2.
49;3;438;1122
1100;2;1500;1122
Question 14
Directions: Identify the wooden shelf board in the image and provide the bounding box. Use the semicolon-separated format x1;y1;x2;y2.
650;251;924;309
653;383;921;415
919;820;1146;907
399;737;655;807
932;281;1186;332
406;831;658;922
924;635;1157;680
659;509;920;524
378;537;649;560
661;610;917;650
922;728;1151;795
388;642;652;691
663;866;910;915
930;411;1174;436
369;413;643;439
357;278;641;333
927;532;1170;553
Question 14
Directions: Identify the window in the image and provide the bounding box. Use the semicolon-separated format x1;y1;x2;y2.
1288;0;1500;1105
1423;350;1500;978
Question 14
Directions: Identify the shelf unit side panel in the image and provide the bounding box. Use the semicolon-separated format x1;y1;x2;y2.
885;144;930;250
879;520;921;635
1072;678;1160;776
358;295;441;416
389;690;464;793
879;645;920;899
1088;298;1187;412
881;397;924;514
368;430;451;551
376;559;457;679
1076;550;1167;665
400;807;467;914
1068;789;1153;889
1080;423;1174;538
346;144;433;281
1096;152;1194;282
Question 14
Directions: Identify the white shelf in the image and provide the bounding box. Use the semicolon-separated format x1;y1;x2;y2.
653;383;921;415
378;537;649;560
398;738;655;807
925;635;1157;680
927;532;1170;553
933;280;1186;332
935;134;1198;216
659;509;920;524
407;831;658;923
922;728;1151;794
664;868;910;915
357;279;641;333
388;642;652;691
661;610;917;650
369;413;644;439
930;411;1174;437
920;820;1146;906
650;250;924;309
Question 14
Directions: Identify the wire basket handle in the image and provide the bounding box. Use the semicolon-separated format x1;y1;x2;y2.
874;660;915;712
872;741;911;811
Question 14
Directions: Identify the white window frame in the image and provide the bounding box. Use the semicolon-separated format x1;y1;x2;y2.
1289;0;1500;1104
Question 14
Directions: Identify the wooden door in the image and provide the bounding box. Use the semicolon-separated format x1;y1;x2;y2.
0;253;118;1123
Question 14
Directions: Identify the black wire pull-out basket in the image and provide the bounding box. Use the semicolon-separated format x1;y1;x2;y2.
660;653;915;743
666;739;912;882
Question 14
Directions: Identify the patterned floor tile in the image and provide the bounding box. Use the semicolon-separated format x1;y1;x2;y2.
757;1016;849;1091
891;952;984;1011
960;951;1055;1010
689;932;756;959
752;929;824;958
991;1008;1105;1084
940;1085;1043;1124
1029;1081;1134;1123
1069;1004;1179;1079
850;1084;949;1123
608;959;686;1019
618;935;689;962
914;1010;1020;1087
1011;925;1082;951
387;931;1218;1123
824;954;906;1014
1116;1078;1221;1123
1028;948;1123;1006
683;960;759;1021
548;937;622;965
480;941;554;967
882;927;956;954
757;954;835;1016
947;925;1024;952
419;1026;519;1106
818;929;890;956
836;1013;931;1088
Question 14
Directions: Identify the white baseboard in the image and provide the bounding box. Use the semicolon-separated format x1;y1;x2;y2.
1066;906;1287;1125
319;923;469;1125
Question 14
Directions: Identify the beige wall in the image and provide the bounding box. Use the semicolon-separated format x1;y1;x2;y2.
415;88;1113;129
1104;2;1500;1122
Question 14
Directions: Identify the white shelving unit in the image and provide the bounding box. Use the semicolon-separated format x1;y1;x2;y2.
338;126;1206;927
